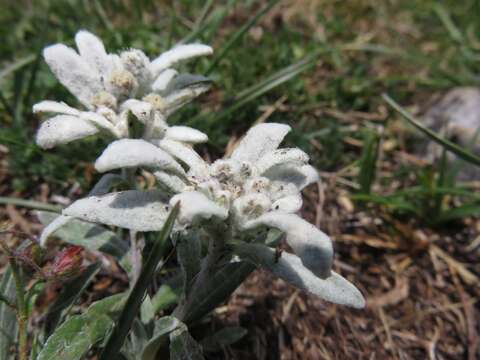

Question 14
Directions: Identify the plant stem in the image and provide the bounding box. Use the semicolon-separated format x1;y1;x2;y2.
9;259;28;360
129;230;141;284
121;167;142;283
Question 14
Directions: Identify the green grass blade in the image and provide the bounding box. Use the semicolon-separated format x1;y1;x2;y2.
196;52;317;126
438;202;480;222
0;54;36;85
205;0;278;74
382;94;480;167
99;203;179;360
358;129;379;194
0;197;62;212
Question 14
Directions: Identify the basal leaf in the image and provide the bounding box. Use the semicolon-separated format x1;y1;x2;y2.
37;294;125;360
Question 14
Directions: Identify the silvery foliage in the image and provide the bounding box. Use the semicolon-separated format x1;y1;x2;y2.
36;31;365;311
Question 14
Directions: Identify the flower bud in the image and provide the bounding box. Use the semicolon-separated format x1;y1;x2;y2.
49;246;84;280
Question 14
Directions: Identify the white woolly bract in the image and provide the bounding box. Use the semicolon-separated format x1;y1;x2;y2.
74;30;111;76
235;243;365;309
157;139;210;178
263;164;319;190
36;115;99;149
33;101;80;116
256;148;309;174
243;212;333;278
170;191;228;225
153;171;187;193
152;69;178;92
120;99;153;124
271;194;303;213
94;139;185;176
149;44;213;76
39;215;71;246
43;44;102;108
165;126;208;144
163;84;211;116
230;123;291;163
63;190;170;231
79;112;118;135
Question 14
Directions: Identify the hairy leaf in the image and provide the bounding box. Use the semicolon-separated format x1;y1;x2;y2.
234;243;365;308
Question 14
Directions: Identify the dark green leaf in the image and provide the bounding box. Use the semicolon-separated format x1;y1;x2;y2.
358;129;379;194
151;284;180;314
169;325;205;360
141;316;181;360
176;233;202;297
201;326;247;352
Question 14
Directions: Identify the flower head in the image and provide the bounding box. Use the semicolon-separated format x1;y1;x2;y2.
33;30;213;149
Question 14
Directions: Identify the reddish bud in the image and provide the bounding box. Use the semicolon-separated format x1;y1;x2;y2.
50;246;84;279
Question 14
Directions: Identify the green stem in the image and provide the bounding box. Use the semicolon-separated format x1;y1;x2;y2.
9;259;28;360
121;168;142;283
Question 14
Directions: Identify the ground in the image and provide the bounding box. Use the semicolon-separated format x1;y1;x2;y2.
1;1;479;359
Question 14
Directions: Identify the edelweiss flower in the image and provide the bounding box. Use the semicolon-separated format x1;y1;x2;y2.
57;123;365;308
33;30;212;149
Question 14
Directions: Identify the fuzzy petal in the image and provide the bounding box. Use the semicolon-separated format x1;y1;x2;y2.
256;148;309;174
165;126;208;144
75;30;111;76
153;171;187;193
36;115;99;149
63;190;170;231
43;44;103;107
80;112;118;135
235;243;365;308
271;194;303;213
230;123;291;163
120;99;153;124
94;139;185;176
151;69;178;92
164;74;211;95
243;212;333;278
157;139;209;179
149;44;213;76
163;83;211;116
170;191;228;225
33;101;80;116
264;164;319;190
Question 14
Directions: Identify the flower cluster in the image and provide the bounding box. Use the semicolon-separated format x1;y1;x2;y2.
36;31;365;309
34;30;211;150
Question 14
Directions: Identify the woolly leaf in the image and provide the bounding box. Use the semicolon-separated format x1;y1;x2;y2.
243;212;333;278
63;190;170;232
234;243;365;308
95;139;185;176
